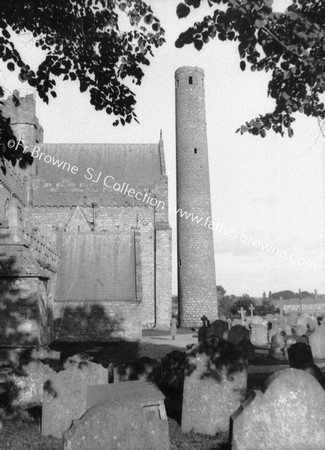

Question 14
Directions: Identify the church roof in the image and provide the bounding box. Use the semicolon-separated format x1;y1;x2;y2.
55;231;139;302
36;143;164;183
32;142;166;206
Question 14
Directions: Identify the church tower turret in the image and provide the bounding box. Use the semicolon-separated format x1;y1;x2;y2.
175;66;218;327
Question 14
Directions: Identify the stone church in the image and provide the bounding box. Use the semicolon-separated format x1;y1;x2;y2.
0;91;172;345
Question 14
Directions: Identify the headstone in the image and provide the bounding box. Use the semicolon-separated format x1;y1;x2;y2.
228;325;250;347
296;324;307;337
278;314;287;331
287;311;298;328
310;327;325;359
238;307;246;325
268;324;280;343
310;315;318;331
8;361;54;407
206;319;228;339
249;304;254;317
288;343;314;369
269;332;286;359
63;393;169;450
250;323;268;346
42;360;108;438
232;368;325;449
181;338;247;435
251;316;264;325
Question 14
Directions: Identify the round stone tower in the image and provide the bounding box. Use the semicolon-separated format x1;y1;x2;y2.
175;66;218;327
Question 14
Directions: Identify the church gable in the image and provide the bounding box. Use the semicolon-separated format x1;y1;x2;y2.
66;206;91;233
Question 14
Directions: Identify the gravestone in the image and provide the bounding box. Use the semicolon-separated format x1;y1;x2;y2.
63;399;169;450
269;332;286;359
287;311;298;328
181;338;247;435
268;324;280;343
310;326;325;359
250;323;268;346
42;360;108;438
228;325;254;360
9;361;54;407
205;319;228;339
288;343;314;369
238;307;246;325
232;368;325;449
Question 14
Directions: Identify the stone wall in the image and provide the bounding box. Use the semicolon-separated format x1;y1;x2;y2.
28;204;171;329
155;223;172;329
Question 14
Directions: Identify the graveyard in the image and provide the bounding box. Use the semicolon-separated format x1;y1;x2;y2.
1;306;325;449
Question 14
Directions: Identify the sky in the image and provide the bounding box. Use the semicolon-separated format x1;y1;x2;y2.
1;0;324;297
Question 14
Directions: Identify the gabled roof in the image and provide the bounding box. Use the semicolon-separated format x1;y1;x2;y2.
32;142;166;207
55;231;139;302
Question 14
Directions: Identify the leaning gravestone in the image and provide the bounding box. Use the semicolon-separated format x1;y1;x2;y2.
232;368;325;450
181;338;247;435
42;360;108;438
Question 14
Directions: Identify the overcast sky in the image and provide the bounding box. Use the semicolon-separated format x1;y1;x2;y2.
2;0;324;297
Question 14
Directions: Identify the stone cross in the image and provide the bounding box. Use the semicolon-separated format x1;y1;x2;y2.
249;304;254;317
238;307;246;324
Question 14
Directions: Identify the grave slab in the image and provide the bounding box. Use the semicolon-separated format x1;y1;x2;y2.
181;338;247;435
42;361;107;439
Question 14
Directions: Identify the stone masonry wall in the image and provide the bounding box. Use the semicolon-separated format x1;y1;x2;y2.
155;224;172;329
29;205;156;327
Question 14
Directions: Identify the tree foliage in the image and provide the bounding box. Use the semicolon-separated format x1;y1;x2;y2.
175;0;325;138
230;294;255;315
0;0;165;171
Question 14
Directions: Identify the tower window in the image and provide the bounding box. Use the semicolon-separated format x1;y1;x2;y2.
194;148;197;154
189;76;193;85
176;79;179;87
179;259;181;267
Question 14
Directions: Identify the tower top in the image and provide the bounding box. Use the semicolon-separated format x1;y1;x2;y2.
175;66;204;78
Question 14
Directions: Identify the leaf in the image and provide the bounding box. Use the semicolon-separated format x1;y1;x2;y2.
7;62;15;71
254;19;265;28
175;37;184;48
176;3;191;19
194;39;203;51
240;60;246;71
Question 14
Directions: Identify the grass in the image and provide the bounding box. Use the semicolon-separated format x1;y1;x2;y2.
1;416;61;450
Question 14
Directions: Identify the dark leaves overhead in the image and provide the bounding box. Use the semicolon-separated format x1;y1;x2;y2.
0;0;165;171
175;0;325;138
